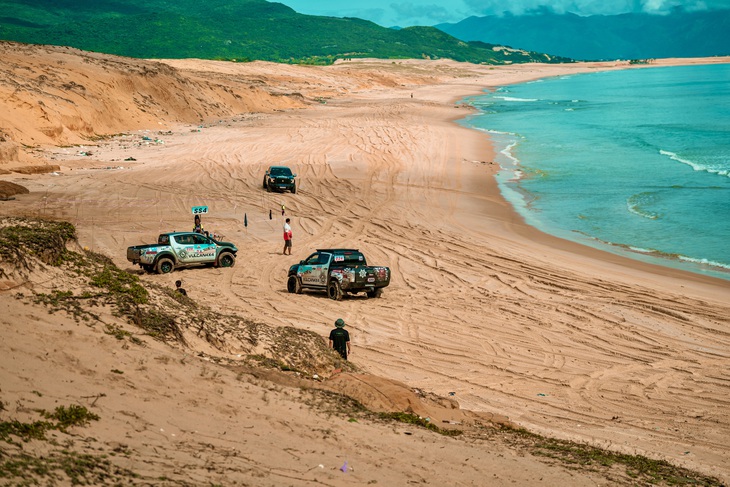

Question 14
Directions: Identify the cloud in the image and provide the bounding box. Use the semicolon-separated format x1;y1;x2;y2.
390;2;465;24
461;0;730;16
276;0;730;27
342;7;388;23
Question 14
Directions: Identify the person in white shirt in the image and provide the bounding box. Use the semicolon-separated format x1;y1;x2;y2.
282;218;292;255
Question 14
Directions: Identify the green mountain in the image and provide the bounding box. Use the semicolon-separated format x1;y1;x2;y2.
437;10;730;61
0;0;572;64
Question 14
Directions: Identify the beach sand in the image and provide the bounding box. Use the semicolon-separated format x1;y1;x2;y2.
1;41;729;484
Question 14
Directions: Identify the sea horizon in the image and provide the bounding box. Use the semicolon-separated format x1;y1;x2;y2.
461;63;730;281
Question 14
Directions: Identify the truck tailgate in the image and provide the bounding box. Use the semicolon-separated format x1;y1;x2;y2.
371;266;390;287
127;244;156;263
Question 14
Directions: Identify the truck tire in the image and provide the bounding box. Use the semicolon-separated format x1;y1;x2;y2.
142;264;154;274
263;177;267;189
266;180;271;192
218;252;235;268
156;257;174;274
367;288;383;299
291;183;296;194
327;280;343;301
287;275;303;294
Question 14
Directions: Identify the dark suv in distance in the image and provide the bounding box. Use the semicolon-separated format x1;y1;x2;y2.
263;166;297;193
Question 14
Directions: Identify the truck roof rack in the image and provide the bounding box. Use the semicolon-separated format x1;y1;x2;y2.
316;249;360;253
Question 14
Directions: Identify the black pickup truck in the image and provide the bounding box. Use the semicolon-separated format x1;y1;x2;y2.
263;165;296;193
287;249;390;300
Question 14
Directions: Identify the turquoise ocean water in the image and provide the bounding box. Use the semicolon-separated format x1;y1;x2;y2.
461;63;730;280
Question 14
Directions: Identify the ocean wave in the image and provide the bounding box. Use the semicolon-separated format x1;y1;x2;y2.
493;96;539;102
500;141;520;166
626;192;661;220
660;149;730;178
507;169;524;182
678;255;730;271
580;235;730;272
474;127;518;137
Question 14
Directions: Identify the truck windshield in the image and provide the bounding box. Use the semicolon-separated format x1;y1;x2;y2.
305;253;330;265
270;167;292;176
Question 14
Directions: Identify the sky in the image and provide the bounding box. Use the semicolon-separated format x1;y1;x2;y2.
274;0;730;27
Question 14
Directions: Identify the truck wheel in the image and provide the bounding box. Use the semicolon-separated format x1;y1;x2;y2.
291;183;296;194
367;288;383;299
263;177;267;189
266;180;271;192
142;264;154;274
156;257;174;274
327;280;343;301
287;275;303;294
219;252;235;268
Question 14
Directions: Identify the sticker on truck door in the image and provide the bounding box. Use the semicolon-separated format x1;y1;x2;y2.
300;266;327;285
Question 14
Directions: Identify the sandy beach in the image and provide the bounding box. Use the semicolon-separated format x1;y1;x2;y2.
1;41;729;484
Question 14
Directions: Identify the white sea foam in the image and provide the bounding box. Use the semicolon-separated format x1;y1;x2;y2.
494;96;538;102
507;169;524;182
678;255;730;270
627;202;658;220
626;193;660;220
478;128;515;136
592;239;730;272
500;141;520;166
660;149;730;178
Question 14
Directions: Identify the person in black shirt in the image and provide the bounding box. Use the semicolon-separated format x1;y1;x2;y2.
328;318;351;360
175;280;187;296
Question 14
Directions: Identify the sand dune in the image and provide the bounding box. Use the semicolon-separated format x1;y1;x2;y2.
1;42;729;483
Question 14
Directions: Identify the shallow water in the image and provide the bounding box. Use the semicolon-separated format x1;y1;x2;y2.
462;63;730;280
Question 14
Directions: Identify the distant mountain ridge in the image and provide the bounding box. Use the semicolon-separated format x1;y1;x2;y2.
437;10;730;61
0;0;571;64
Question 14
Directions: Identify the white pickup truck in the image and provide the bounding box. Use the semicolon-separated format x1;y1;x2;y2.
126;232;237;274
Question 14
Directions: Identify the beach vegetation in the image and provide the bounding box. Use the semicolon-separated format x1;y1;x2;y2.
484;426;723;486
0;218;75;271
0;0;572;65
1;405;98;444
0;450;139;485
0;406;141;484
42;405;100;431
378;411;463;436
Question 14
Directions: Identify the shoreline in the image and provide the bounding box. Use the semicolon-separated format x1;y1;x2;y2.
440;59;730;296
453;61;730;284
